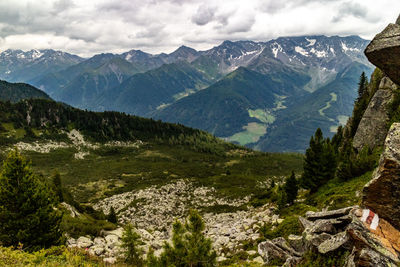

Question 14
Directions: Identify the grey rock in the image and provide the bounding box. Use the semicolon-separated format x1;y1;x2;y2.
305;206;354;221
353;77;397;151
318;231;349;254
105;234;120;249
93;237;106;246
66;238;76;246
76;236;93;248
365;23;400;84
89;245;105;256
258;240;292;264
258;237;301;264
309;219;338;234
304;232;332;248
252;256;264;264
283;256;301;267
299;216;313;230
363;123;400;230
365;23;400;85
287;235;304;253
357;248;397;267
103;257;117;264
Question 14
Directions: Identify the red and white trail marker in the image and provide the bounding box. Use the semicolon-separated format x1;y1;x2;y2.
361;209;379;230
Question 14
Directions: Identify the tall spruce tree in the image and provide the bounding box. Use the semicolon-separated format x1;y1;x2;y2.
357;72;368;102
284;171;298;205
107;206;118;224
301;128;336;193
0;149;62;251
52;171;63;203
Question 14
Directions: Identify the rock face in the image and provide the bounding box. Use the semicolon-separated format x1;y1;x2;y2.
363;123;400;230
353;76;397;151
258;207;400;266
365;22;400;85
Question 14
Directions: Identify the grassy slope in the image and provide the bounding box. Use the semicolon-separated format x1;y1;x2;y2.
0;99;304;204
255;62;373;152
154;67;293;137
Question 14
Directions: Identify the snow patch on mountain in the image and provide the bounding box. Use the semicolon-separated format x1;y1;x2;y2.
341;42;361;52
271;43;283;58
295;46;309;56
310;48;327;58
306;38;316;47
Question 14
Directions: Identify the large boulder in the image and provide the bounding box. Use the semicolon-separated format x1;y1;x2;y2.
365;21;400;85
363;123;400;230
353;77;397;151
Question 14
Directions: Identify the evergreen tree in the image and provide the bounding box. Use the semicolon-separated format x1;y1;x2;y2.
52;171;63;203
284;171;298;205
158;210;217;267
0;149;62;251
120;223;144;266
351;72;370;137
107;206;118;224
357;72;368;102
301;128;336;193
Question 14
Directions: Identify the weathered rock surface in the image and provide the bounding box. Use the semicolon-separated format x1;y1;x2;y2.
363;123;400;230
258;206;400;266
353;77;397;151
365;22;400;85
305;206;355;221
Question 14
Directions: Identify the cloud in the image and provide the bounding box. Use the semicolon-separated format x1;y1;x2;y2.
191;4;216;25
332;1;368;22
0;0;399;57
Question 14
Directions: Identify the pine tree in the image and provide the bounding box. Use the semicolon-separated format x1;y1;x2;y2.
357;72;368;102
301;128;336;193
120;224;143;266
52;171;63;203
284;171;298;205
0;149;62;251
158;210;217;267
107;206;118;224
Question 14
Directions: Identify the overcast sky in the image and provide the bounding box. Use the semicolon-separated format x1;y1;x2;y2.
0;0;399;57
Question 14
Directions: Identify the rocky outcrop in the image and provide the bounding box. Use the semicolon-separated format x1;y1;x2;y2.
353;76;397;151
258;207;400;266
363;123;400;230
365;21;400;85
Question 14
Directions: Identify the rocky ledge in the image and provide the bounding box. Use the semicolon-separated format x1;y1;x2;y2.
258;206;400;266
365;19;400;85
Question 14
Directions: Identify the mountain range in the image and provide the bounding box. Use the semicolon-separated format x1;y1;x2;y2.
0;35;373;151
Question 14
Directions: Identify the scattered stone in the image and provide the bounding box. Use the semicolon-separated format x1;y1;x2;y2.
318;231;349;254
287;235;304;253
103;257;117;264
76;236;93;248
252;256;264;264
305;206;354;221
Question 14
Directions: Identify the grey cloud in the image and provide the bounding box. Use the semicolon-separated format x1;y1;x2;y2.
191;4;216;25
225;16;255;34
52;0;75;12
260;1;287;14
332;1;368;22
